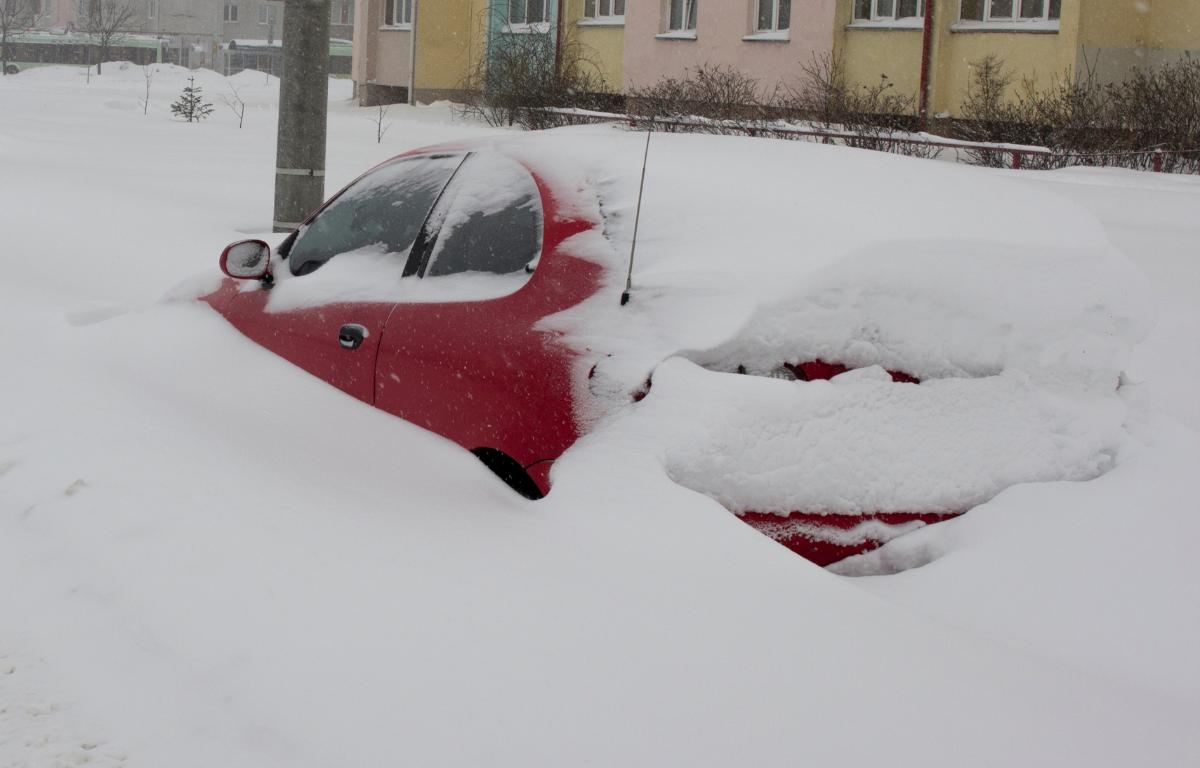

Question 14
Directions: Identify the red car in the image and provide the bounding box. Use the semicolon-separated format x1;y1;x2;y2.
205;140;955;566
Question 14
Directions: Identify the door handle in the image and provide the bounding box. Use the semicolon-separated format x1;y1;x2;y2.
338;323;368;350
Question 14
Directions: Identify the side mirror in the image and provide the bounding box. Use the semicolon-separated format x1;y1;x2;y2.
220;239;273;281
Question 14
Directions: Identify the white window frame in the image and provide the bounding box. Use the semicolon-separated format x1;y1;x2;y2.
257;4;275;25
850;0;924;27
955;0;1061;31
754;0;789;32
147;0;158;20
383;0;413;29
223;3;239;23
580;0;624;26
658;0;697;38
336;1;352;25
504;0;550;33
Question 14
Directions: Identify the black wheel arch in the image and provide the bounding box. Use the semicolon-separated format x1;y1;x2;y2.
471;448;544;500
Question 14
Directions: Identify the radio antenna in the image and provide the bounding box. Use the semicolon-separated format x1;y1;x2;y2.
620;131;652;307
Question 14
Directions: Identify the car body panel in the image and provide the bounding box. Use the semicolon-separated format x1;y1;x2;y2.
376;250;603;478
222;290;395;405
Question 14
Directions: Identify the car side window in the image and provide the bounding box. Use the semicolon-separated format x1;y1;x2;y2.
421;152;543;280
287;153;465;277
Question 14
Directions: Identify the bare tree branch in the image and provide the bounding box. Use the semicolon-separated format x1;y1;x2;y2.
75;0;138;76
222;81;246;129
1;0;41;76
370;103;391;144
139;62;153;114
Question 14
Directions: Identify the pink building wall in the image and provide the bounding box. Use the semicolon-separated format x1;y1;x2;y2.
623;0;837;94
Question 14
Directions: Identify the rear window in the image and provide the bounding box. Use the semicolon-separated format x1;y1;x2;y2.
421;152;543;279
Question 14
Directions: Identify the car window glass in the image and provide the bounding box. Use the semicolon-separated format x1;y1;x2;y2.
288;153;465;277
422;152;543;280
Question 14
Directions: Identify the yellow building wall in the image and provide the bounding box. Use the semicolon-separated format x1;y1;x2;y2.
933;7;1081;118
1076;0;1148;48
1074;0;1153;82
560;0;625;92
833;0;925;109
1143;0;1200;51
836;0;1094;118
412;0;490;98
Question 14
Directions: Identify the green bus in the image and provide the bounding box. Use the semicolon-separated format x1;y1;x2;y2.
2;32;165;75
224;38;353;79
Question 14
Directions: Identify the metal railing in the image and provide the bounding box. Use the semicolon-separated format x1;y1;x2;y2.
531;107;1200;174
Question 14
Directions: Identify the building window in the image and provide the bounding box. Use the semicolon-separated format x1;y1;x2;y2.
853;0;924;22
588;0;633;20
508;0;549;25
223;2;239;23
666;0;697;31
336;1;352;24
385;0;413;26
959;0;1061;22
756;0;789;31
258;4;277;25
583;0;625;21
147;0;158;20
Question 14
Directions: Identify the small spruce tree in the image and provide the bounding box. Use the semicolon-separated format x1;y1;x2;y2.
171;76;214;122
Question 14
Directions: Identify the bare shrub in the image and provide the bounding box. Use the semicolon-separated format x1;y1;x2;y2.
370;102;391;143
779;53;939;159
139;62;153;114
955;54;1200;171
221;80;246;128
954;55;1024;166
456;11;613;131
627;63;767;133
1107;55;1200;172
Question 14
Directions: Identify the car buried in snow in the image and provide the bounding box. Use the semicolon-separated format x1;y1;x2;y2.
203;132;1138;568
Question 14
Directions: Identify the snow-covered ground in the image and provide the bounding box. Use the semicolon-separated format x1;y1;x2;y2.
1;64;1198;766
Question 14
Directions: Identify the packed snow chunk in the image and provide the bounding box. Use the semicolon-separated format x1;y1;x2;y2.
686;238;1151;384
632;358;1128;516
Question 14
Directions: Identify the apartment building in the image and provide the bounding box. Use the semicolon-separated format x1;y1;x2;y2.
623;1;837;94
32;1;352;69
563;0;624;91
353;1;832;105
836;0;1200;119
352;0;490;105
350;1;1200;114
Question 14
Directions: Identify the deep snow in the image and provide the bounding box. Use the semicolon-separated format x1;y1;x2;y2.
1;64;1198;766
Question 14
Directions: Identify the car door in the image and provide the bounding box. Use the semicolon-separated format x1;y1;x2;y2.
374;152;603;471
220;153;467;404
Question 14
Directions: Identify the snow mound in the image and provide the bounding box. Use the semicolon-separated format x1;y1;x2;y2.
685;238;1148;383
634;358;1126;516
505;129;1152;519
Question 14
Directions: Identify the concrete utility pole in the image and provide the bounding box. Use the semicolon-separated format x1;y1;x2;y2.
273;0;331;233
